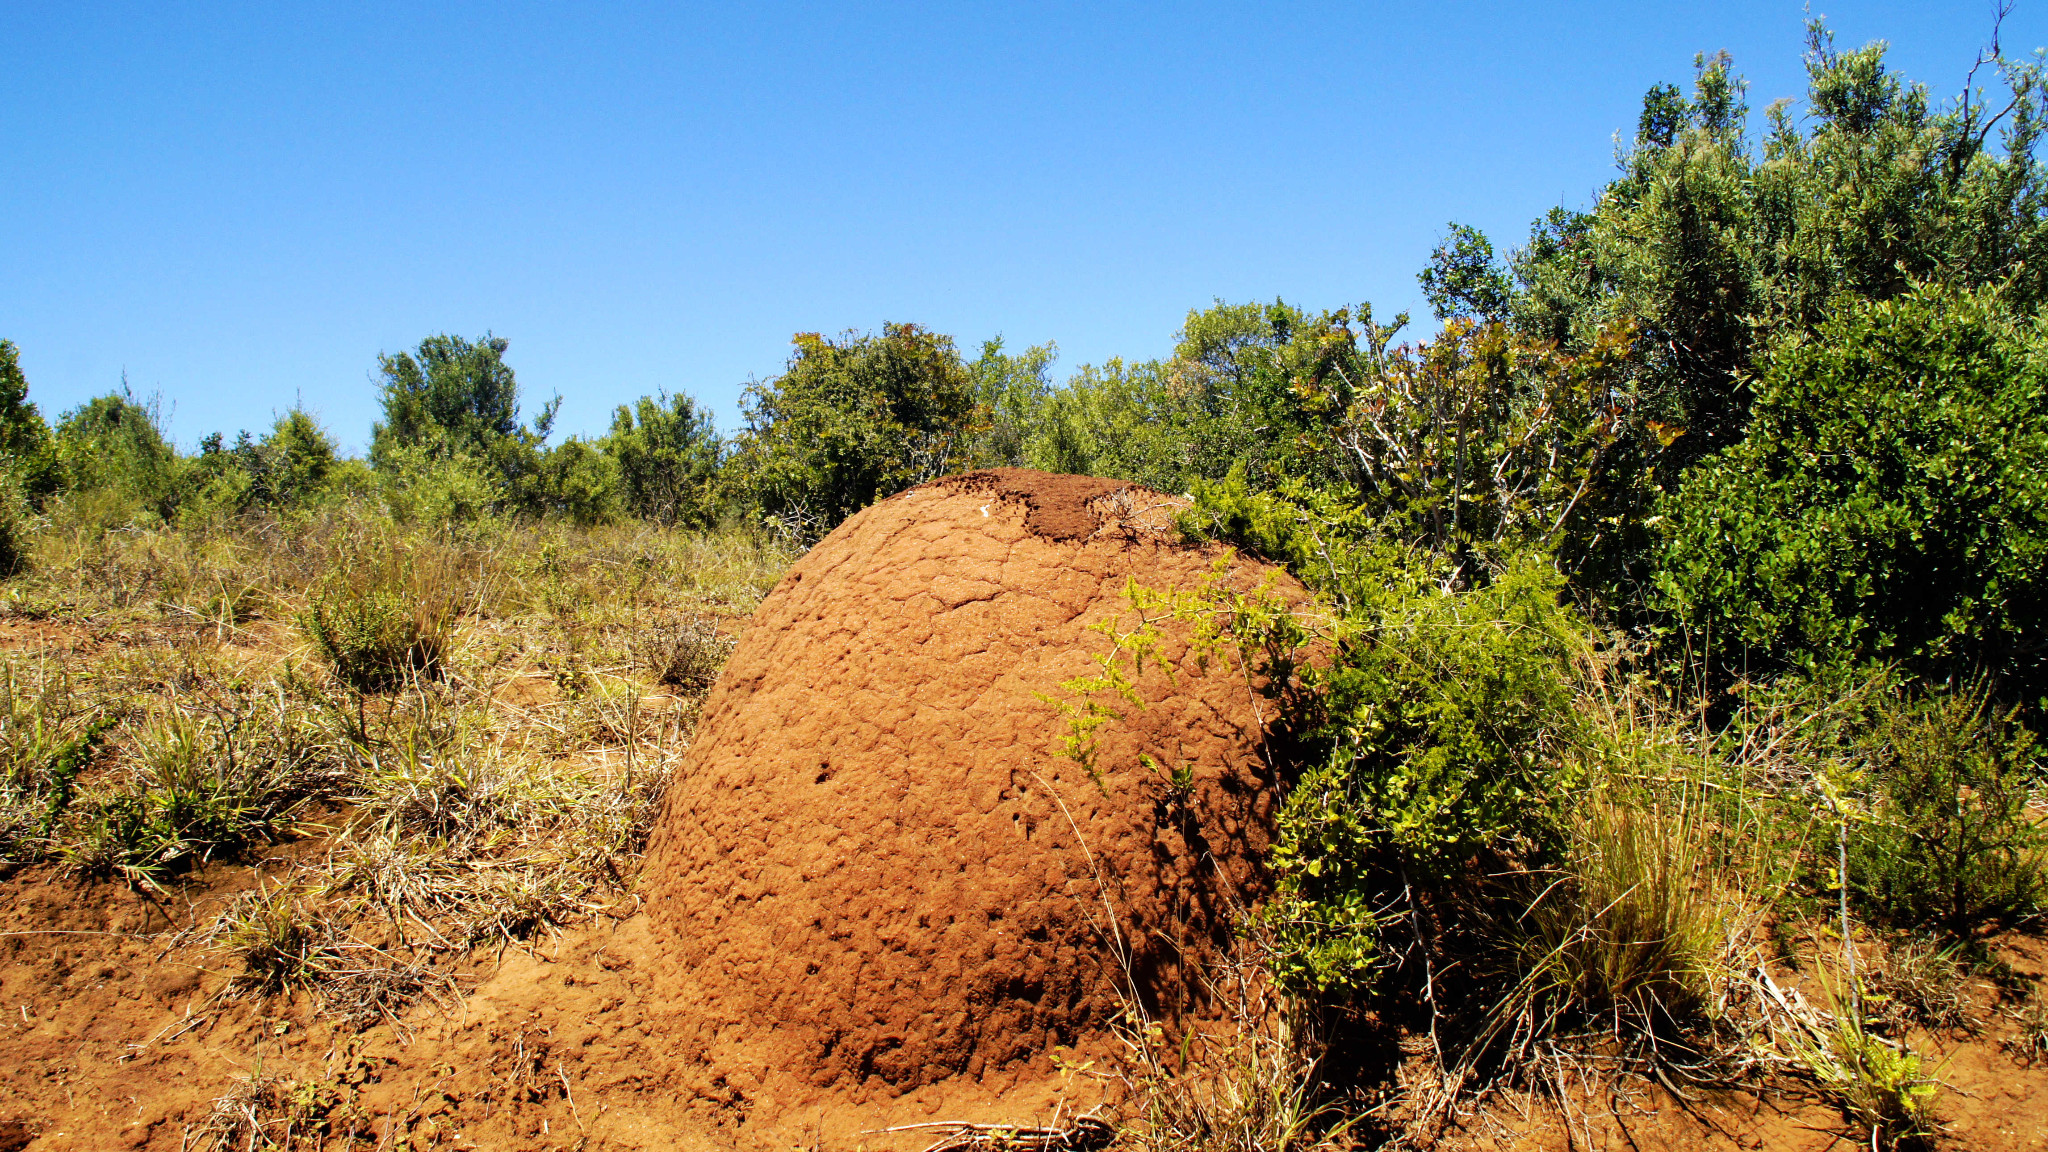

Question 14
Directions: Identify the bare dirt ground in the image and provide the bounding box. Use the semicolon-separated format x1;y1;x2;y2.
7;859;2048;1151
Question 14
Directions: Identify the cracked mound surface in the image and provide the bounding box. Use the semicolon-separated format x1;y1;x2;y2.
642;469;1306;1113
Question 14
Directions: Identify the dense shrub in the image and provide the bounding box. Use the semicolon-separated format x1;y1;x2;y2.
1184;476;1588;997
1846;683;2048;935
603;391;723;528
731;323;977;539
1660;285;2048;695
0;340;60;507
53;388;182;522
185;408;345;520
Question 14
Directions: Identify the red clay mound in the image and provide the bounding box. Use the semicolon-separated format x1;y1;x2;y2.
642;469;1309;1113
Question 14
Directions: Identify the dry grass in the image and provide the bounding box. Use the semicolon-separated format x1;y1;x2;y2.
2005;988;2048;1066
1116;1013;1347;1152
631;612;734;692
0;502;788;1055
1866;938;1974;1035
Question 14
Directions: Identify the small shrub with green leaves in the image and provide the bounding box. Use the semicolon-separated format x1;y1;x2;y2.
299;548;463;692
1166;477;1590;1000
1785;965;1944;1148
1846;684;2048;937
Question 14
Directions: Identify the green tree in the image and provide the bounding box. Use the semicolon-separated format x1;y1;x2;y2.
1419;223;1511;322
0;340;60;506
602;391;722;527
187;408;341;517
731;324;976;538
1513;29;2048;477
53;387;181;521
369;334;559;515
531;437;623;526
967;337;1058;469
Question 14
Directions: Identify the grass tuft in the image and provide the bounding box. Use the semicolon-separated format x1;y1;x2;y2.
298;544;465;692
631;612;733;692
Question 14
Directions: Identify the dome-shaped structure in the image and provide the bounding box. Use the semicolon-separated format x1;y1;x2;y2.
643;470;1304;1110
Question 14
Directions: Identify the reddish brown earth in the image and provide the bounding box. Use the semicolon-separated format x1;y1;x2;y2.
640;469;1308;1114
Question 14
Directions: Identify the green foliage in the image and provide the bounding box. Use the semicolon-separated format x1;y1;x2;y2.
1785;964;1944;1147
967;337;1058;469
1419;223;1511;322
731;323;976;538
1025;300;1403;497
0;340;61;506
526;436;622;526
1845;682;2047;936
299;548;465;692
1183;476;1588;997
1514;27;2048;475
1324;318;1661;578
1660;284;2048;692
602;391;722;527
64;713;311;884
1025;357;1192;493
369;333;559;515
186;408;343;520
53;386;182;522
0;662;114;862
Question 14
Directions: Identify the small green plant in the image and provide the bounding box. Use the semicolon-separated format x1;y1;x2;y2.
1846;683;2047;937
299;547;463;692
1784;964;1943;1148
215;881;334;993
61;713;308;883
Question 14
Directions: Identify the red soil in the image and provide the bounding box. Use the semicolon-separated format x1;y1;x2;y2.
641;469;1305;1112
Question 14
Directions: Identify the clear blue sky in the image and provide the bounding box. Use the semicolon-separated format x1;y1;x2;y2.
4;1;2039;452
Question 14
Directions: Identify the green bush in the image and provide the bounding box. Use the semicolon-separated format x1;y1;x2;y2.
731;323;977;539
601;391;722;527
1660;284;2048;695
1184;476;1588;997
1846;683;2048;936
52;388;182;524
0;340;60;508
184;408;344;522
299;548;464;692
